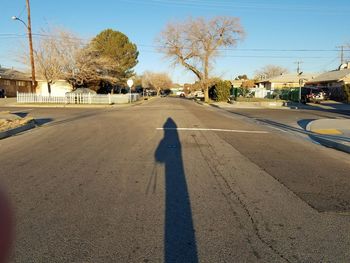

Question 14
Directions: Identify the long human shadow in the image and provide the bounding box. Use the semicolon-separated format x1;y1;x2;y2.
155;118;198;263
0;187;13;263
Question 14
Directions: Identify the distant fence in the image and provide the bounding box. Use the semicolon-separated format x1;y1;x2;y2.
17;92;140;104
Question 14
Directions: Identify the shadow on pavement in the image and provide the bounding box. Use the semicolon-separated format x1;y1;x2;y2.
11;112;28;118
297;119;315;130
34;118;53;126
155;118;198;263
284;101;350;118
0;187;13;263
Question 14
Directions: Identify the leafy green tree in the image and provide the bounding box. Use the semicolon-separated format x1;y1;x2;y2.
235;74;248;80
90;29;139;84
344;84;350;103
210;80;232;101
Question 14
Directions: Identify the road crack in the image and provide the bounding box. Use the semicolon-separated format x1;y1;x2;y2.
192;134;293;263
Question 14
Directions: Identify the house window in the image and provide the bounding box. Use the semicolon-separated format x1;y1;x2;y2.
3;80;11;86
17;81;26;87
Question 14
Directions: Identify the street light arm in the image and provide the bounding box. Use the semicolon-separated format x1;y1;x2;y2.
11;16;28;29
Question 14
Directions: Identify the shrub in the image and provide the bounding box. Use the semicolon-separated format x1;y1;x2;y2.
344;84;350;103
212;80;232;101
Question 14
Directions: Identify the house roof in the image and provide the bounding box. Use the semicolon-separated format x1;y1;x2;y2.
0;67;31;81
256;73;316;84
306;68;350;83
231;79;244;86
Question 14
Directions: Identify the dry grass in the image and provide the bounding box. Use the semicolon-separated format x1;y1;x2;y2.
0;116;34;132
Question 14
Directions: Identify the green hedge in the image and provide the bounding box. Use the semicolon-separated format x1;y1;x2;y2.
211;80;232;101
344;84;350;103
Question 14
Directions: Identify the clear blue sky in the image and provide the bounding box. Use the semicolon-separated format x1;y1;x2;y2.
1;0;350;84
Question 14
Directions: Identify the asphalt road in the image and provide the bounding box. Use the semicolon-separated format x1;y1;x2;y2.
0;98;350;262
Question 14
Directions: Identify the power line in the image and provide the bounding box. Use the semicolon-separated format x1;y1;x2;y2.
1;34;347;53
138;44;349;52
119;0;350;14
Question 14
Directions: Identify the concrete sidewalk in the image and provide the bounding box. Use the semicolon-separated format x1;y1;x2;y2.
306;119;350;154
211;100;285;109
0;98;16;107
211;100;350;110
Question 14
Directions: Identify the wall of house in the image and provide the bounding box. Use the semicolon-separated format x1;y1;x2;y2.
253;87;268;98
258;82;303;90
307;81;346;101
36;80;73;96
0;79;32;97
271;82;300;89
307;81;343;89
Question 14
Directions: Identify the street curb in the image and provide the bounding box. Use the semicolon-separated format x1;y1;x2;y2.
305;119;350;153
193;100;210;106
0;121;36;140
306;119;350;131
309;135;350;154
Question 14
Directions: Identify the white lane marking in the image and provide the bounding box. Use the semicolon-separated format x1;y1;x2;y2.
156;128;268;134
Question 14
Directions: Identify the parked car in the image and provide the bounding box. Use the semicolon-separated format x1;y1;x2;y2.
0;89;5;98
302;87;325;104
193;91;204;98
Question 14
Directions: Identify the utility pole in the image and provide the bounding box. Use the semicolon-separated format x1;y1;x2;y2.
26;0;36;92
294;61;303;103
336;45;345;65
294;61;303;74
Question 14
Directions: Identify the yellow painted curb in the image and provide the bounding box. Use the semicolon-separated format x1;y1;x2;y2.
312;129;342;135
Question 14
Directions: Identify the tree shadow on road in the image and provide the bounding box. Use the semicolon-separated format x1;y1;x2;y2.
155;118;198;263
34;118;53;126
11;111;29;118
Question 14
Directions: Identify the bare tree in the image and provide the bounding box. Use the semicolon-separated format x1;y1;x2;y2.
142;71;172;96
18;28;87;94
157;16;245;102
254;64;289;80
34;40;62;94
18;28;105;93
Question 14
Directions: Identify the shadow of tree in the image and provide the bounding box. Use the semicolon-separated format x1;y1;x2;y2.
34;118;53;126
155;118;198;263
11;112;28;118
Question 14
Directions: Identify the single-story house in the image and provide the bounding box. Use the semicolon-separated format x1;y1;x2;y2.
305;63;350;101
255;73;316;98
0;67;33;97
36;80;73;96
256;73;316;90
231;79;244;88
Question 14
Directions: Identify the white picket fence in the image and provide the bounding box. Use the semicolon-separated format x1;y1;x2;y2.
17;92;140;104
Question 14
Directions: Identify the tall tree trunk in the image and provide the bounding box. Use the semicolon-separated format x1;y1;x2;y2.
47;81;51;95
203;56;209;103
203;82;209;103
